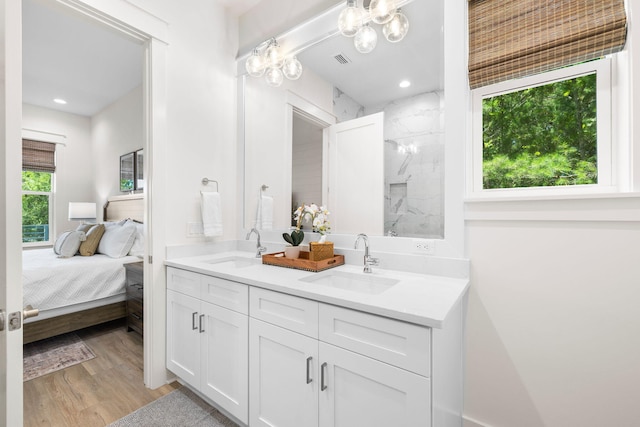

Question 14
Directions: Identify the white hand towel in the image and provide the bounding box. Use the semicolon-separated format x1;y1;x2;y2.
201;191;223;237
256;195;273;231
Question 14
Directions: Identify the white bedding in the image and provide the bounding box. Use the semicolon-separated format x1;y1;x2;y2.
23;248;140;312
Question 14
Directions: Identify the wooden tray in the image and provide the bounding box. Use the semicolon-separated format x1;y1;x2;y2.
262;251;344;272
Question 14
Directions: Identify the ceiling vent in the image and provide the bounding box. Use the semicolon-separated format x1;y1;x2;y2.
333;53;352;65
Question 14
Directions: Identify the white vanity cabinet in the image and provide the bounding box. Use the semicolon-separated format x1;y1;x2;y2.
166;267;249;424
248;287;432;427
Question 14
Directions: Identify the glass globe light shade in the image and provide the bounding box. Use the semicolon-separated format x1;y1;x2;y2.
264;42;284;69
382;10;409;43
245;50;265;77
369;0;397;25
338;0;362;37
354;24;378;54
282;57;303;80
265;67;284;87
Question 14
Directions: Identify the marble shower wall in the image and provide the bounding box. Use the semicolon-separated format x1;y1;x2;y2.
382;91;444;238
332;89;444;238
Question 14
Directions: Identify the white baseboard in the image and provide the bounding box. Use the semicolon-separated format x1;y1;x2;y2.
463;415;492;427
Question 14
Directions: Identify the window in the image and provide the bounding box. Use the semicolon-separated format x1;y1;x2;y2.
22;171;53;245
22;140;56;246
470;59;614;196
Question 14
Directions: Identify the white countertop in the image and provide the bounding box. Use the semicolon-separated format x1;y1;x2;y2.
165;251;469;329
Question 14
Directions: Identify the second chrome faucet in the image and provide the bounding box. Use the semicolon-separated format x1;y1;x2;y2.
354;233;379;273
246;227;267;258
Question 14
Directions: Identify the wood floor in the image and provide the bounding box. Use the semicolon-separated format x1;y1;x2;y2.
23;320;179;427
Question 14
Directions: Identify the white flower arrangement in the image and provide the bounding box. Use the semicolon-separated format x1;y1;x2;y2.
293;203;331;235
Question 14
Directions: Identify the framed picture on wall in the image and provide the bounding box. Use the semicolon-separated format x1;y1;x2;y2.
120;149;144;192
120;152;135;192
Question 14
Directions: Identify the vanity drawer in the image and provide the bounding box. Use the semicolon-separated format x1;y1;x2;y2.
319;303;431;377
201;275;248;315
249;287;318;338
166;267;201;298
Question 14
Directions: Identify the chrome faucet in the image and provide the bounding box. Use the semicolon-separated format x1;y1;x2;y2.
354;233;379;273
246;228;267;258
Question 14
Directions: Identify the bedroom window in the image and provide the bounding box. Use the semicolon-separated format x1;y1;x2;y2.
22;140;56;246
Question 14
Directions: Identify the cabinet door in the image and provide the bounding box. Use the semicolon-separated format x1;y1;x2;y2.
249;318;318;427
318;342;431;427
200;301;248;424
166;290;201;388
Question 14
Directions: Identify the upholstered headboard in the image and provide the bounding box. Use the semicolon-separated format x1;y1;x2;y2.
103;194;144;223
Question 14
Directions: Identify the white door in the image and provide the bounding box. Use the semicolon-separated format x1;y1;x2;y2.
200;301;248;424
249;318;318;427
328;112;384;235
318;342;431;427
1;0;24;425
166;290;201;388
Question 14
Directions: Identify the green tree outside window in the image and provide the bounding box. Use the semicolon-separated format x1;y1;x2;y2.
482;74;597;189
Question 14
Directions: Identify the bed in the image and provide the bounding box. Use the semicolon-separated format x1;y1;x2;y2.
23;195;144;343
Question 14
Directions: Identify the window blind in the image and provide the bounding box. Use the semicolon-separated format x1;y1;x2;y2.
22;139;56;173
468;0;628;89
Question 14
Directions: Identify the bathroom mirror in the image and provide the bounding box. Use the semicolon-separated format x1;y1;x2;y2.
243;0;445;239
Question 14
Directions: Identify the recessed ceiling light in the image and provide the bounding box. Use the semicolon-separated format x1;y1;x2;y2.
53;98;67;105
399;80;411;88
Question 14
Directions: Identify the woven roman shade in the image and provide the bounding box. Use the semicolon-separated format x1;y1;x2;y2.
22;139;56;173
468;0;628;89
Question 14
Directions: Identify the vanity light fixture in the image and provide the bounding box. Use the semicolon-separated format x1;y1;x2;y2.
282;56;303;80
383;8;409;42
245;49;266;77
338;0;409;52
369;0;397;24
338;0;362;37
245;38;303;87
354;23;378;54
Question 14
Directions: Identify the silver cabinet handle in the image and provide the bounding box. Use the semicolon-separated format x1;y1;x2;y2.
199;314;205;333
306;357;313;384
192;312;198;330
321;362;328;391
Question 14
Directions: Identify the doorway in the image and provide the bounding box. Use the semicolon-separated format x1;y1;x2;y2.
3;0;169;424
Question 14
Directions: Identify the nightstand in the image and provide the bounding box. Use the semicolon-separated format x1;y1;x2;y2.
125;261;143;336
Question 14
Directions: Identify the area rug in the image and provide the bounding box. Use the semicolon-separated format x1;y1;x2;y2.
108;387;238;427
23;332;95;381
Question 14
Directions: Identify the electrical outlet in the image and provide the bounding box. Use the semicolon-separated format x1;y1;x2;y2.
413;239;435;255
187;222;204;237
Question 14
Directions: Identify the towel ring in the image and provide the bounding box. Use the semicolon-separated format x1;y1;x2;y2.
202;178;219;192
261;184;268;191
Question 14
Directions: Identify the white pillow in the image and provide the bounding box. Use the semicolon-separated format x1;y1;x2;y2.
53;231;86;258
97;222;137;258
127;221;144;258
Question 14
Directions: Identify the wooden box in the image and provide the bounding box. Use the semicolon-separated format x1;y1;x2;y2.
262;251;344;272
309;241;334;261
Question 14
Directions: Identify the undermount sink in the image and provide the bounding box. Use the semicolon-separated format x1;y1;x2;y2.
204;256;260;269
300;270;399;295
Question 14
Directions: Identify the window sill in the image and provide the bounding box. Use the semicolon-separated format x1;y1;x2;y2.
464;192;640;222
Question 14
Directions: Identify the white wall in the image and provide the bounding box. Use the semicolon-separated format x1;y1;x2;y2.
22;104;94;238
464;210;640;427
126;0;240;245
92;85;143;218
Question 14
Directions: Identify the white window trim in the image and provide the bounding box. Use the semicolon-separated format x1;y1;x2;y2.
22;190;54;247
467;58;619;200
